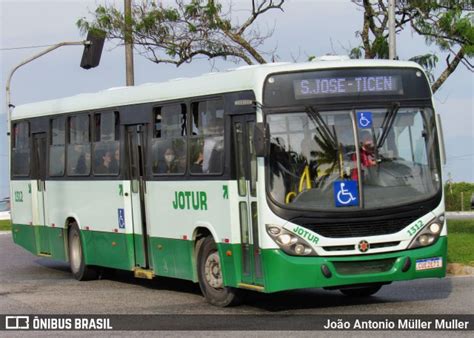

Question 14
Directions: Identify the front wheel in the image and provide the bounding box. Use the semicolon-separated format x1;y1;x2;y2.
68;223;98;281
339;284;383;297
197;236;241;307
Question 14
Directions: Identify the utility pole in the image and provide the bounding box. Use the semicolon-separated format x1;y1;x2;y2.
125;0;135;86
388;0;397;60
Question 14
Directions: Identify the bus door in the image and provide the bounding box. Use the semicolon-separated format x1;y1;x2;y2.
125;124;150;269
31;132;49;254
232;114;264;286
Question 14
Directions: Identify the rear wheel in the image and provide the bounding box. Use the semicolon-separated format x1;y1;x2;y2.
68;223;98;281
340;284;382;297
197;236;240;307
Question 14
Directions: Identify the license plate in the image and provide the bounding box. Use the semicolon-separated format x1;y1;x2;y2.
415;257;443;271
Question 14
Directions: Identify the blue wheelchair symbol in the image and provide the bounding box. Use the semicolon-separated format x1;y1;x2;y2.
357;112;372;129
118;208;126;229
334;181;359;207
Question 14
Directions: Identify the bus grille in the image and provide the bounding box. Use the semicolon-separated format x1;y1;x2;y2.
305;216;418;238
322;241;400;252
333;258;396;275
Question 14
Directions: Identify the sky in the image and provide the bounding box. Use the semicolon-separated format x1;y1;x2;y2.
1;0;473;198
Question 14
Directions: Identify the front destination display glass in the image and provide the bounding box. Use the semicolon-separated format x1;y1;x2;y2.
293;75;403;99
264;67;431;106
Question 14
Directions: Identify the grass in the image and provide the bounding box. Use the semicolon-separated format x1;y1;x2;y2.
447;219;474;266
1;218;472;265
0;220;11;231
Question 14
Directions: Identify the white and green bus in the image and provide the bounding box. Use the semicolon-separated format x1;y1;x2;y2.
10;59;447;306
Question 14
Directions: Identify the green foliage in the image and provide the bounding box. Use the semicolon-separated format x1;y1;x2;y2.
372;36;389;59
350;0;473;92
349;47;362;59
410;0;474;56
77;0;283;66
444;182;474;211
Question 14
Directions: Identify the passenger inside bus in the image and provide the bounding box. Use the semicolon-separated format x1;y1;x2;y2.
158;147;179;174
351;131;376;180
95;150;113;174
190;146;204;173
202;120;224;173
74;146;90;175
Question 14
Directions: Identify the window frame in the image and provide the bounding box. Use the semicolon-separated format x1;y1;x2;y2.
92;111;121;177
67;113;92;177
151;103;187;177
48;117;66;177
188;97;225;176
11;120;31;178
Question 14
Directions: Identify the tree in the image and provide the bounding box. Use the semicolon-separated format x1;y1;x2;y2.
77;0;284;67
350;0;474;93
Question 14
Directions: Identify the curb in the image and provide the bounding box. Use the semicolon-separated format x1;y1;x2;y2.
447;263;474;276
446;212;474;216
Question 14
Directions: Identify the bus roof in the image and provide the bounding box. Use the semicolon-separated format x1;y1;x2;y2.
12;59;424;120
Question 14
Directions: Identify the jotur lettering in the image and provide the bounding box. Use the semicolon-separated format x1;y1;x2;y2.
172;191;208;210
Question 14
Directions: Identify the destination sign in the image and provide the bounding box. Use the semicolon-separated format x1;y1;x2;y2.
293;75;403;99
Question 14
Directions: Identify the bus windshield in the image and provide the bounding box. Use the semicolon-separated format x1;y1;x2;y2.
267;107;441;210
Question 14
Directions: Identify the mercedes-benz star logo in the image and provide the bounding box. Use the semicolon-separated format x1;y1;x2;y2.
358;240;370;253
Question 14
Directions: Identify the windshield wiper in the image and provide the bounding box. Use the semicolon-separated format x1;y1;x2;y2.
305;105;337;147
377;102;400;149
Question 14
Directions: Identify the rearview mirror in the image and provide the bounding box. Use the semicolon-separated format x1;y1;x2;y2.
254;122;268;157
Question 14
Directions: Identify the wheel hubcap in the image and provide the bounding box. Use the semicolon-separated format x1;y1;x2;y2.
70;233;81;273
204;251;223;289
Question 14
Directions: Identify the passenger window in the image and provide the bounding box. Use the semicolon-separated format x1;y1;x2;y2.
67;115;91;176
152;104;187;175
189;99;224;174
49;118;66;176
93;112;120;176
12;121;30;177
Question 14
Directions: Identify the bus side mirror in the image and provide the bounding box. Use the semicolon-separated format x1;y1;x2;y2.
254;122;268;157
436;114;446;165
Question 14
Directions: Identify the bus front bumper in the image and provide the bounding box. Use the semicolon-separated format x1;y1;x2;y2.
261;236;447;293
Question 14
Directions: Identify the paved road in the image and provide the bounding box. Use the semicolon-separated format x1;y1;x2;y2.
1;232;473;317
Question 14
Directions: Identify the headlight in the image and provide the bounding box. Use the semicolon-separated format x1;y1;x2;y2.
267;226;281;236
266;224;317;256
408;214;445;249
429;223;441;234
276;234;294;246
418;234;435;246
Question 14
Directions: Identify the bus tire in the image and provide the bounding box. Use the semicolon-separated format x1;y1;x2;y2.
339;284;382;297
197;236;240;307
68;223;98;281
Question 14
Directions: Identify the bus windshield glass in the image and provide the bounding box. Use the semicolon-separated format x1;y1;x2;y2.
267;107;441;210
